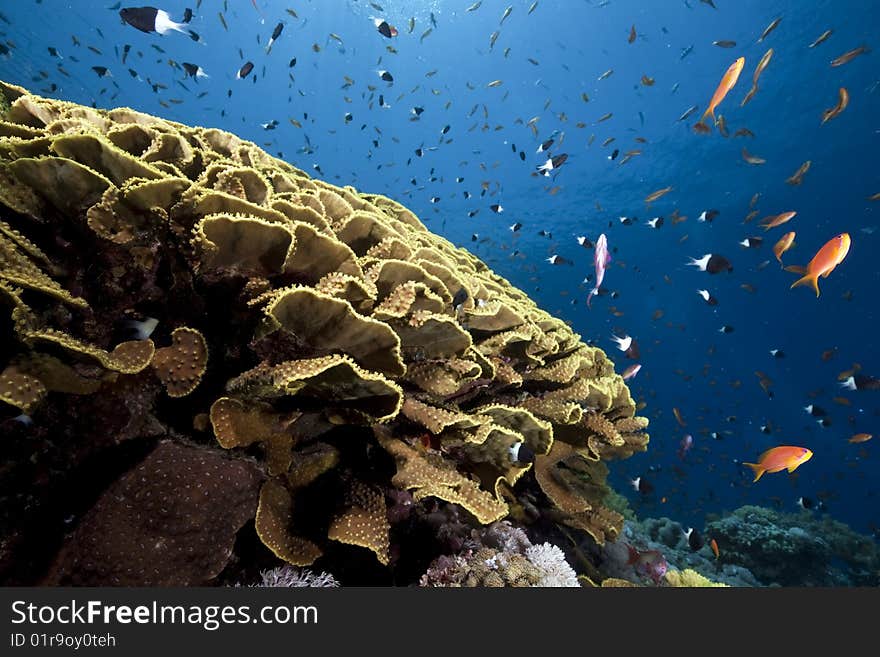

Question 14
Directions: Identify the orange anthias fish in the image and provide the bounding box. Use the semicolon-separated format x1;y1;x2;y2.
848;433;872;444
694;57;745;132
789;233;851;297
710;538;720;559
759;211;796;230
743;446;813;482
773;231;795;264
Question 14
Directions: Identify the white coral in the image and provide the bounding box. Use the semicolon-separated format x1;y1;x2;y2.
526;543;580;587
254;565;340;588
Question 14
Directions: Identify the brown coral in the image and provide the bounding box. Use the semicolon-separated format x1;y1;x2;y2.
151;326;208;397
255;478;323;567
328;479;390;565
44;442;262;585
0;365;46;414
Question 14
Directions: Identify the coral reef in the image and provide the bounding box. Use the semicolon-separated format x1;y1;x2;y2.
595;509;880;587
706;505;880;586
597;518;762;587
0;82;647;585
420;521;579;587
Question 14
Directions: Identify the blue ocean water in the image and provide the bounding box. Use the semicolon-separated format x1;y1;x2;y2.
1;0;877;540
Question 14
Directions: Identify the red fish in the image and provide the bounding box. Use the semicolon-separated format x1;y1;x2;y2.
622;363;642;381
626;545;668;584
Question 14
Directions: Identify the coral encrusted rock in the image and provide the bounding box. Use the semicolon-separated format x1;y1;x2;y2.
0;82;648;585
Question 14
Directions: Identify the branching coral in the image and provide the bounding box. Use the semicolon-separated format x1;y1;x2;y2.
0;82;648;584
420;521;579;587
251;565;340;588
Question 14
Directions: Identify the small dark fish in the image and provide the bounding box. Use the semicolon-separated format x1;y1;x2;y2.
91;65;111;77
378;70;394;82
265;22;283;52
797;497;816;510
804;404;826;417
182;62;207;78
630;476;654;495
684;527;705;551
697;290;718;306
375;19;398;39
236;61;254;79
713;40;736;48
508;441;534;465
537;138;554;153
688;253;732;274
698;209;719;223
840;374;880;391
119;6;192;35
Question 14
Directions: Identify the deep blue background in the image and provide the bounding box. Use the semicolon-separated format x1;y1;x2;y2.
1;0;878;534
